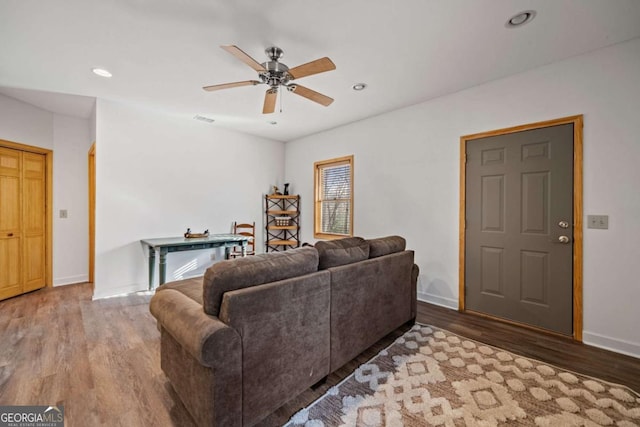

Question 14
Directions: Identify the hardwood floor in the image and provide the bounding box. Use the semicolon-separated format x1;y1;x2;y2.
0;283;194;427
0;283;638;427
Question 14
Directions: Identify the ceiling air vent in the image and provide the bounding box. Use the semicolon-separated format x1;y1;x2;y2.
193;115;215;123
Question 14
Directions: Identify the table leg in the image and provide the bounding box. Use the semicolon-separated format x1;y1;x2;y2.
224;246;231;260
242;241;247;257
148;247;156;290
159;248;168;286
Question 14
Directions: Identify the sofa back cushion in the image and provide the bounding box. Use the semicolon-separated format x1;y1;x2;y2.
315;236;370;270
202;246;319;316
328;250;415;372
367;235;406;258
218;271;331;426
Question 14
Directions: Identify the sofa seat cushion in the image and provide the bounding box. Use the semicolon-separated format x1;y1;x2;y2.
367;236;406;258
203;246;319;316
155;276;203;305
316;237;370;270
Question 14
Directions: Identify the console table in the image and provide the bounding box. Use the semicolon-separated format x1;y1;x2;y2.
141;234;249;289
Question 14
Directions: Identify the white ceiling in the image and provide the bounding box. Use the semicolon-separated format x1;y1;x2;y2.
1;0;640;142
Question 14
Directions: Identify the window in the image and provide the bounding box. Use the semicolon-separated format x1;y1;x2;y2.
314;155;354;239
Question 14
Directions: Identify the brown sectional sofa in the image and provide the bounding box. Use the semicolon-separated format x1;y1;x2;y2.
150;236;418;427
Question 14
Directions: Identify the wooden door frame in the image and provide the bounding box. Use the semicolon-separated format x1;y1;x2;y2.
88;143;95;286
459;115;583;341
0;139;53;288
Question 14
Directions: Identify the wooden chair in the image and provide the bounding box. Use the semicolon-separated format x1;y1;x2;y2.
230;221;256;257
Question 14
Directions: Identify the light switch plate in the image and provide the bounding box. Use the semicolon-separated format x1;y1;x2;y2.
587;215;608;229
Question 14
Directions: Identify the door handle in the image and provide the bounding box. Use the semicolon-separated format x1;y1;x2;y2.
556;235;571;244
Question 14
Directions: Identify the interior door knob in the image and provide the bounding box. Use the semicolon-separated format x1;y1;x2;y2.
558;235;570;244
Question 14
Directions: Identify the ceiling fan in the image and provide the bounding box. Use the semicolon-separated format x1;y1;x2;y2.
203;45;336;114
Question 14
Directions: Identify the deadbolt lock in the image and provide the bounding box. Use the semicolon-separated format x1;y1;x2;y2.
558;220;570;229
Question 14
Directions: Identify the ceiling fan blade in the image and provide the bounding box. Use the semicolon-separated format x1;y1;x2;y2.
221;45;266;72
202;80;260;91
288;84;333;107
263;88;278;114
288;57;336;80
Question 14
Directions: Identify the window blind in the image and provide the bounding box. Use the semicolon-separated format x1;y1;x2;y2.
320;164;351;235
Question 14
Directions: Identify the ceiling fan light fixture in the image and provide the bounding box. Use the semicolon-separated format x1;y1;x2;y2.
92;68;112;78
352;83;367;91
506;10;536;28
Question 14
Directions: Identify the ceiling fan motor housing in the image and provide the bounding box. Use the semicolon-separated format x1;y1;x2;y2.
260;50;291;88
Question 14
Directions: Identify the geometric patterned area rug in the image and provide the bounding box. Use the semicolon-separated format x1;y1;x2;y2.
285;324;640;427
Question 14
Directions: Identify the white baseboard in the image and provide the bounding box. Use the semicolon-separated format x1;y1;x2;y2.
583;331;640;359
54;274;89;287
417;292;458;310
92;283;147;300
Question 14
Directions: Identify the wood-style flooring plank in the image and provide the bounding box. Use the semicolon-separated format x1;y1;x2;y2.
0;283;638;427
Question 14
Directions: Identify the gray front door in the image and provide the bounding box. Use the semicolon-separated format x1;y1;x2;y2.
465;124;574;335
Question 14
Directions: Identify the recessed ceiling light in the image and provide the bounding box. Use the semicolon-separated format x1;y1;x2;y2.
92;68;113;78
352;83;367;91
506;10;536;28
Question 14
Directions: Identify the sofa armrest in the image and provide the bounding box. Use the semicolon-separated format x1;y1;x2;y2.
150;289;240;367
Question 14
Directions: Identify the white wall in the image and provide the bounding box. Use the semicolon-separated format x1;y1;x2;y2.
94;100;285;299
285;38;640;357
90;102;96;144
52;114;92;285
0;93;53;148
0;93;92;286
